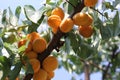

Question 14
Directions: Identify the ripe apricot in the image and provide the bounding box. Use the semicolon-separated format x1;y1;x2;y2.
29;59;40;73
18;39;27;48
42;56;58;72
33;69;47;80
27;32;40;43
47;15;61;29
51;7;64;20
25;51;37;59
52;28;58;34
18;39;32;52
60;18;74;33
32;38;47;53
78;26;94;38
73;13;93;27
84;0;98;7
25;42;32;52
47;71;54;80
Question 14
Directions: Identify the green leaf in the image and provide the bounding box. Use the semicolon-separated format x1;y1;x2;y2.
67;0;78;14
112;11;120;36
46;0;51;4
94;18;112;39
9;15;18;26
9;7;13;16
0;56;11;80
15;6;21;19
9;61;22;80
68;32;81;54
9;7;18;26
64;38;71;54
2;9;7;25
26;61;34;75
0;38;3;51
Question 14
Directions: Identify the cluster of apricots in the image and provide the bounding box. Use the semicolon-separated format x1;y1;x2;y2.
47;0;98;38
18;32;58;80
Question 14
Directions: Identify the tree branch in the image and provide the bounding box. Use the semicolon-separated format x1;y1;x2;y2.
23;0;85;80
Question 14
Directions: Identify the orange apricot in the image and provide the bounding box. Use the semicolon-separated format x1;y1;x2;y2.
27;32;40;43
25;51;37;59
47;15;61;29
51;7;64;20
60;18;74;33
29;59;40;73
47;71;54;80
18;39;27;48
42;56;58;72
33;69;47;80
73;13;93;26
18;39;32;52
84;0;98;7
78;26;94;38
32;38;47;53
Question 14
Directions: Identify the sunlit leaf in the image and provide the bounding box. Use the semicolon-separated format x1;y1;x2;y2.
24;5;49;23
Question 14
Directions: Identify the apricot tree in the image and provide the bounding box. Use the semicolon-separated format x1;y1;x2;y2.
0;0;120;80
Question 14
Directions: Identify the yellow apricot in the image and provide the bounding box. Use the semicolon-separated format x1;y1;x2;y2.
47;15;61;29
25;51;37;59
78;26;94;38
42;56;58;72
29;59;40;73
51;7;64;20
32;38;47;53
60;18;74;33
33;69;47;80
84;0;98;7
73;13;93;26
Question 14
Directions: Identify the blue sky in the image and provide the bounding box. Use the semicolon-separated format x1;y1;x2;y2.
0;0;103;80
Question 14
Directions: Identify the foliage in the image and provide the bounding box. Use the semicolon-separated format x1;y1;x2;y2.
0;0;120;80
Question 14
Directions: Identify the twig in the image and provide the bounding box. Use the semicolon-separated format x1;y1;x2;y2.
90;7;104;16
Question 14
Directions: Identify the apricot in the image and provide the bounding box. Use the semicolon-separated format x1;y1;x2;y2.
42;56;58;72
32;38;47;53
78;26;94;38
18;39;32;52
25;51;37;59
33;69;47;80
27;32;40;43
29;59;40;73
51;7;64;20
84;0;98;7
73;13;93;27
47;15;61;29
60;18;74;33
47;71;54;80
